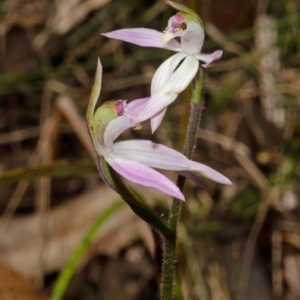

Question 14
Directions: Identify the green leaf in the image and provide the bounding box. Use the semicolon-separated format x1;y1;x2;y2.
50;200;124;300
86;58;102;149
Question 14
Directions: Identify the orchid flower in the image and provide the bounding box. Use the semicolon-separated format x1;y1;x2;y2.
87;59;231;201
102;0;223;132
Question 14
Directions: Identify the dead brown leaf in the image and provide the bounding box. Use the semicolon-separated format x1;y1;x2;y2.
0;262;48;300
0;186;154;282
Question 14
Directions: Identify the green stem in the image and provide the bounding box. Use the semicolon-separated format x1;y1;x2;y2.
160;67;205;300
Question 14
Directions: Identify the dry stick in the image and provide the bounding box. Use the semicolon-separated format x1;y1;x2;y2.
0;128;40;145
197;128;273;300
0;181;30;231
0;100;53;230
242;97;267;147
272;230;283;297
36;89;62;281
35;89;53;214
205;22;245;55
236;190;272;300
0;96;95;232
198;129;267;189
56;96;96;161
239;199;273;299
0;98;63;232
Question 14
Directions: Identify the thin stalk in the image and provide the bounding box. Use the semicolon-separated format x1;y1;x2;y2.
160;67;206;300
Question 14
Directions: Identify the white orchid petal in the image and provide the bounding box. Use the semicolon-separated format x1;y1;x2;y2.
127;97;149;115
188;160;232;185
151;52;187;94
113;140;191;170
181;22;205;55
104;116;131;149
138;56;199;123
106;155;185;200
112;140;231;185
195;50;223;68
137;92;177;123
102;28;181;51
159;55;199;94
150;108;167;133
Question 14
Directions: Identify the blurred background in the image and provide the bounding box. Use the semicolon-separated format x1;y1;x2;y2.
0;0;300;299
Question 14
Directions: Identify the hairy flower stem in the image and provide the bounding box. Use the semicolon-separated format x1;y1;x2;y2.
161;67;205;300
